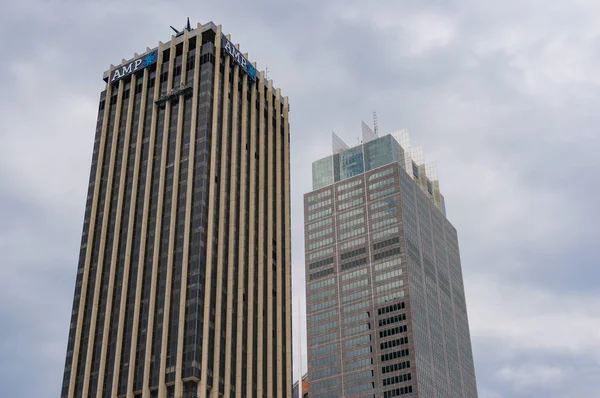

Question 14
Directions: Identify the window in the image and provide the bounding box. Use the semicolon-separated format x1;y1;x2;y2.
380;348;410;362
344;346;372;359
309;267;335;281
379;324;408;339
343;323;370;336
377;302;405;315
309;277;335;291
339;236;366;250
379;313;406;327
383;385;413;397
375;269;402;282
381;360;410;374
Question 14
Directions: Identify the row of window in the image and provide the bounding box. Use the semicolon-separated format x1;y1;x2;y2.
380;336;408;350
346;382;374;395
374;257;402;272
370;206;397;220
308;198;331;211
369;186;396;200
370;196;397;212
307;189;331;203
376;268;402;282
373;236;400;250
344;334;371;348
376;289;405;304
338;216;365;232
383;385;413;397
310;298;336;312
341;257;367;272
376;279;404;294
312;354;338;368
308;277;335;291
368;176;395;190
338;187;363;201
337;178;362;192
342;288;369;303
312;342;337;357
343;300;369;314
372;217;398;230
341;267;368;281
338;207;364;221
309;256;334;271
311;286;335;301
308;237;333;251
342;278;368;292
311;377;339;392
345;345;372;359
338;197;363;211
373;247;401;261
307;217;332;231
378;301;406;316
345;369;373;383
309;267;334;281
380;324;408;339
379;313;407;327
340;247;367;260
381;348;410;362
313;366;338;380
343;311;369;325
307;208;332;221
339;236;365;250
311;332;336;346
307;246;335;262
382;360;411;375
339;226;365;240
368;166;394;181
383;373;412;386
344;323;370;337
372;226;400;241
310;309;336;323
345;357;372;372
312;320;337;334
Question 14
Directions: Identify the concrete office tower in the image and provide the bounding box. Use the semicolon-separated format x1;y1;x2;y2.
61;21;292;398
304;124;477;397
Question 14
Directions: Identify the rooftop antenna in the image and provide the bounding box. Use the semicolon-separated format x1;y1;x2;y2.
373;110;380;136
170;18;191;37
265;66;270;80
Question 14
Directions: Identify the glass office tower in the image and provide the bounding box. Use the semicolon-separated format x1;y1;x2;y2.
61;21;292;398
304;126;478;397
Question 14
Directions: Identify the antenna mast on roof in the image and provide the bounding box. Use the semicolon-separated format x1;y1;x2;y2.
170;18;192;37
373;110;380;136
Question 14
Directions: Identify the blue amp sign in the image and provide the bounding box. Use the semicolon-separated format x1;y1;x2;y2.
110;50;157;83
221;34;257;81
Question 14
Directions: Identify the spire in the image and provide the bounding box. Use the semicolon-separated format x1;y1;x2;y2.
332;131;349;155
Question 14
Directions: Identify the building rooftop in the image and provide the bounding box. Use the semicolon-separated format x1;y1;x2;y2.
311;119;446;214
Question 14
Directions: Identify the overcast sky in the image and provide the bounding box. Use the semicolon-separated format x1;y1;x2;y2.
1;0;600;397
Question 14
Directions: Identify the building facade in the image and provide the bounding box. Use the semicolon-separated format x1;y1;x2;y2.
304;125;478;397
292;373;308;398
61;21;292;398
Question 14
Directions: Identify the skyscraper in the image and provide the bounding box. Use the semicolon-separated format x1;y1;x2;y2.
304;124;478;397
61;21;292;398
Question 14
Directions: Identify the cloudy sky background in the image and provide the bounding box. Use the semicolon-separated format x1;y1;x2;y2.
1;0;599;397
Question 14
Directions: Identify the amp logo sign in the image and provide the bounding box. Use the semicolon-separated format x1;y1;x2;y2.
110;50;158;83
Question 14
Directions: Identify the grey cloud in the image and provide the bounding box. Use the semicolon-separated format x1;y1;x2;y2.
1;0;599;396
